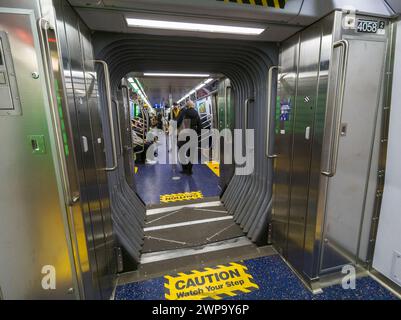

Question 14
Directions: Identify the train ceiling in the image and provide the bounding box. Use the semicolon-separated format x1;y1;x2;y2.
67;0;396;42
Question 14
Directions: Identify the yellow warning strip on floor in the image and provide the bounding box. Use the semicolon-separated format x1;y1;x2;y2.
205;161;220;177
160;191;203;203
164;262;259;300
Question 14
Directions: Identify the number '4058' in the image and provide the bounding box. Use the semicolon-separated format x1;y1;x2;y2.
357;21;378;33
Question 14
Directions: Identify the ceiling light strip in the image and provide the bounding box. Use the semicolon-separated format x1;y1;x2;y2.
143;73;210;78
177;78;214;103
126;18;265;35
128;77;152;107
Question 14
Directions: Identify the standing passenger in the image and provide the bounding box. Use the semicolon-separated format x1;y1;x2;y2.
169;102;181;122
168;102;181;152
177;100;201;174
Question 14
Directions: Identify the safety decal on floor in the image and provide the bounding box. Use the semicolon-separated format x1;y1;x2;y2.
160;191;203;203
216;0;287;9
164;262;259;300
205;161;220;177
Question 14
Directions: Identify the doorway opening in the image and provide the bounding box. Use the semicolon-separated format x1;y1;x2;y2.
126;72;233;207
118;71;244;261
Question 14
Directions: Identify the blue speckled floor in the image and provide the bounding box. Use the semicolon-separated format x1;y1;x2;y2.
115;255;398;300
135;163;221;205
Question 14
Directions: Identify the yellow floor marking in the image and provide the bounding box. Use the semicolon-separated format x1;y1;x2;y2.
164;262;259;300
205;161;220;177
160;191;203;203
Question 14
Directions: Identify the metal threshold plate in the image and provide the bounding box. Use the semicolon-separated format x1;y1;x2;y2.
146;200;222;216
143;216;232;232
140;237;252;264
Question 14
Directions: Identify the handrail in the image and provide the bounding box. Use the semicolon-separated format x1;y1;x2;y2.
200;113;211;120
112;99;124;156
38;18;79;205
244;98;254;130
266;66;281;159
93;60;118;171
224;84;231;128
321;39;349;177
121;84;133;152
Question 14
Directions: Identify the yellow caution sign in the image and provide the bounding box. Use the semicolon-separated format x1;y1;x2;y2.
205;161;220;177
164;262;259;300
216;0;287;9
135;166;138;174
160;191;203;203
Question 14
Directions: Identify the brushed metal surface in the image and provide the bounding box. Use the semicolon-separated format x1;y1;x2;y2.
53;0;116;299
320;37;387;272
217;78;234;192
271;34;300;258
0;9;75;299
286;24;322;273
272;11;390;283
0;31;22;116
303;15;334;278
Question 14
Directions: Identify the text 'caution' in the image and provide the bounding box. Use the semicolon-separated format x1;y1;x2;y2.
164;262;259;300
160;191;203;203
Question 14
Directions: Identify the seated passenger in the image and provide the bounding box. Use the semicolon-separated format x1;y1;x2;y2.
145;122;160;164
132;120;151;164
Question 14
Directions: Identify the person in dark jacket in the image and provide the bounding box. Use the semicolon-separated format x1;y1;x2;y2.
177;100;201;174
156;110;163;130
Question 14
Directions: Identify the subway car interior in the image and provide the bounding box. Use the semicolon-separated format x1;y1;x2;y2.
1;0;401;301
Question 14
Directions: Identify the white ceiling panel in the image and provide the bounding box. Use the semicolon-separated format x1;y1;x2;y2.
131;74;218;106
68;0;303;23
72;7;302;42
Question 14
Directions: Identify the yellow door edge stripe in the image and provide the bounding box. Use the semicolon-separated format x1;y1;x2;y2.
217;0;287;9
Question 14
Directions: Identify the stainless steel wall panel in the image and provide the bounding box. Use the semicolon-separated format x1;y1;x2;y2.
272;11;391;284
0;7;76;299
53;0;116;299
217;78;234;192
53;6;99;299
272;34;300;256
286;24;322;272
62;11;109;296
303;16;334;278
320;38;387;272
79;20;116;293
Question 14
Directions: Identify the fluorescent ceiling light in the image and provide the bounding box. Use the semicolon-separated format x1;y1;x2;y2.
143;73;210;78
127;77;152;107
195;78;214;91
195;84;206;91
177;78;215;103
126;18;265;35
